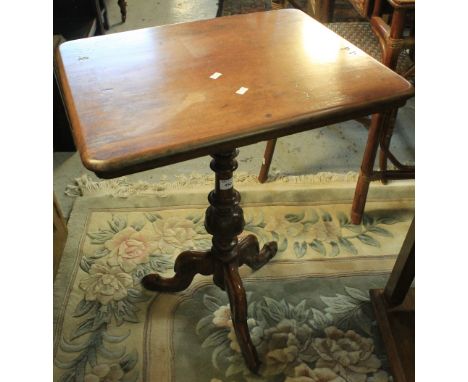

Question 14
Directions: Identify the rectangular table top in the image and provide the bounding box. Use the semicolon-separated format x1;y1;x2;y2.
57;9;413;178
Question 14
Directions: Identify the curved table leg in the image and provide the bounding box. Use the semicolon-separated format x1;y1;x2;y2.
141;250;213;292
224;261;260;374
238;234;278;271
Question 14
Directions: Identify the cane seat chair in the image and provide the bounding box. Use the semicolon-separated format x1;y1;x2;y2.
258;0;415;186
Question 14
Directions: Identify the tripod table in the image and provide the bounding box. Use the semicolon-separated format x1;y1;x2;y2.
56;9;414;373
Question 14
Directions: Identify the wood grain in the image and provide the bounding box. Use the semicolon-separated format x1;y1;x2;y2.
57;9;413;178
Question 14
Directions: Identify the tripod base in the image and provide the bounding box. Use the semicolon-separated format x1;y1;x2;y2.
142;235;277;373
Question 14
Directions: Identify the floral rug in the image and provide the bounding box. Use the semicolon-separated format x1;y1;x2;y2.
54;179;414;382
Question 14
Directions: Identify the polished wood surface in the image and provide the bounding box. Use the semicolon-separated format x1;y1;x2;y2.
57;9;413;178
370;219;415;382
370;289;414;382
388;0;414;8
141;150;278;372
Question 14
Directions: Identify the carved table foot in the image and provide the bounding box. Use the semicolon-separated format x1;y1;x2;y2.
142;250;213;292
142;149;277;373
238;234;278;271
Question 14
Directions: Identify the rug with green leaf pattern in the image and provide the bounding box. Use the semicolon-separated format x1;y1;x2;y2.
54;178;414;382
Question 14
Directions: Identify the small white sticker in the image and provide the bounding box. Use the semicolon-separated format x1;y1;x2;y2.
210;72;223;79
219;178;233;190
236;87;249;95
262;158;266;165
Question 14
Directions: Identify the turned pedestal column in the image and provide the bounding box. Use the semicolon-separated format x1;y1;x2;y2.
141;149;278;373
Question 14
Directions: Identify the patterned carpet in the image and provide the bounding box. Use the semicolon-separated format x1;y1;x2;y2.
54;178;413;381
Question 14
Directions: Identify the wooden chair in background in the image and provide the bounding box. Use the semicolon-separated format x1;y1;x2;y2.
259;0;415;224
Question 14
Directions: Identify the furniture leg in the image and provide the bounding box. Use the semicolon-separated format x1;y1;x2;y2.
238;234;278;271
141;250;213;292
380;7;407;70
118;0;127;23
316;0;336;23
142;149;277;373
94;0;106;34
258;139;277;183
378;108;397;184
206;149;276;372
224;261;261;373
370;219;415;382
101;0;109;30
384;218;414;306
351;111;389;224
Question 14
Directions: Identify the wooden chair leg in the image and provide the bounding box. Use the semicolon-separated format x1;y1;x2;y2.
316;0;336;23
378;108;397;184
351;112;389;224
94;0;106;35
118;0;127;23
101;0;109;30
258;139;277;183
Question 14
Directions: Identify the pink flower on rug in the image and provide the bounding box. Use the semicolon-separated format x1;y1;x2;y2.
312;327;381;382
285;364;346;382
105;226;155;272
151;217;197;253
84;363;123;382
79;262;133;305
257;319;312;377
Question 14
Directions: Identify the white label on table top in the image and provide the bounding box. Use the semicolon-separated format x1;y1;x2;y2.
219;178;233;190
210;72;223;79
236;87;249;95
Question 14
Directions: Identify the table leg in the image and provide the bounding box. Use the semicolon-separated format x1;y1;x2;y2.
142;148;278;373
351;111;389;224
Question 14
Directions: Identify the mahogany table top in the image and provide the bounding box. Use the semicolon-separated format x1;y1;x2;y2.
57;9;413;178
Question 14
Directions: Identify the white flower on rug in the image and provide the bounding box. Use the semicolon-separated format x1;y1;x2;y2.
265;216;304;237
312;327;381;382
309;220;341;242
79;262;133;305
367;370;392;382
212;304;233;328
84;363;123;382
105;226;156;272
151;217;197;253
285;364;346;382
